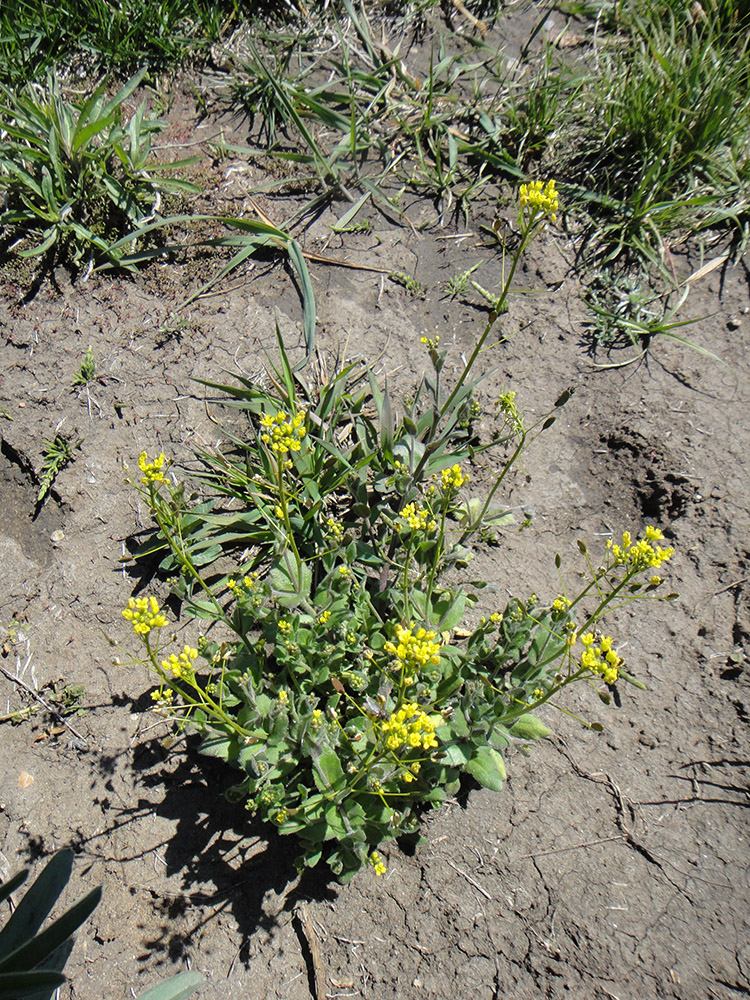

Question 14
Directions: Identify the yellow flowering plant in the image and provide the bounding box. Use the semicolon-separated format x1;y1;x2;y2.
121;183;678;881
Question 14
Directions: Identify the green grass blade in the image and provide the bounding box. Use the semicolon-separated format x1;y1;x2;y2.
100;67;147;120
287;239;316;363
0;886;102;974
0;870;28;907
136;971;204;1000
0;970;66;999
0;851;73;958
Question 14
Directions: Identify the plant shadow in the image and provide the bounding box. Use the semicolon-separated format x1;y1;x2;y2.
115;731;339;970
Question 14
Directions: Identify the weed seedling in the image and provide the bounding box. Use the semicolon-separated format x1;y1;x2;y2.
389;270;427;297
72;346;96;387
37;433;82;502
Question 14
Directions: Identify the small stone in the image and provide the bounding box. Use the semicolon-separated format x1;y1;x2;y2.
50;530;65;543
727;316;742;330
18;771;34;788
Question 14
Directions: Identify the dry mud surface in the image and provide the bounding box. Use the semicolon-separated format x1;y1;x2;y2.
1;18;749;1000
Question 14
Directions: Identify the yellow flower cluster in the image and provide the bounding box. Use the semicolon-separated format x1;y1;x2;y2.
122;596;167;635
496;390;524;433
380;702;439;751
138;451;167;485
440;464;469;492
150;688;173;704
607;527;674;571
325;516;344;538
161;645;198;681
580;633;621;685
259;409;307;455
227;573;259;594
369;851;386;877
519;179;559;223
420;335;440;349
384;622;442;676
399;502;437;533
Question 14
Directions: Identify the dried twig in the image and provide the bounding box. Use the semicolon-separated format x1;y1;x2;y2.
0;663;88;748
516;835;626;860
294;903;327;1000
451;0;487;36
446;859;492;899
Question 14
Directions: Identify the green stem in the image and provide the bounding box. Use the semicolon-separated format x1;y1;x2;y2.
144;636;253;739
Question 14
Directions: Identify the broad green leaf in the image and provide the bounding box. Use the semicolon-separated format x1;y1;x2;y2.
432;592;466;632
0;970;66;999
198;736;234;760
0;851;72;958
440;743;471;766
0;887;101;973
465;747;506;792
313;749;344;792
269;558;312;607
136;971;204;1000
510;715;552;741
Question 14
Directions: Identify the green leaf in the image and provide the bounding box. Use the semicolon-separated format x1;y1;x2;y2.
432;592;466;631
313;749;344;792
0;851;73;959
440;743;471;766
0;886;101;974
465;747;506;792
198;735;235;760
136;971;204;1000
323;805;347;839
0;970;66;999
269;558;312;607
0;870;28;908
510;715;552;741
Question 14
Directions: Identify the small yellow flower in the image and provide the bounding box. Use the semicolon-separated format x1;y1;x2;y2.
420;334;440;349
161;645;198;681
384;622;442;674
519;179;559;223
277;688;288;703
259;408;307;456
400;502;437;534
325;516;344;539
318;610;332;625
150;688;173;704
122;596;168;636
369;851;387;876
138;451;167;485
278;619;292;635
379;701;439;752
439;464;469;493
580;634;622;685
